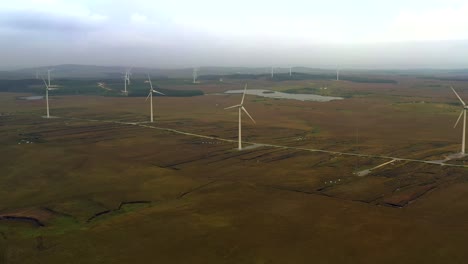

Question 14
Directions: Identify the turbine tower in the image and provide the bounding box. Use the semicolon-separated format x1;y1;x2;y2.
451;86;467;155
146;74;165;123
289;67;292;77
271;67;274;78
336;67;340;81
193;68;198;84
41;78;52;118
127;68;132;85
123;72;128;94
47;69;53;87
225;84;256;150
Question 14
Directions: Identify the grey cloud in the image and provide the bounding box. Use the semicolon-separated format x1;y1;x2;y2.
0;11;105;32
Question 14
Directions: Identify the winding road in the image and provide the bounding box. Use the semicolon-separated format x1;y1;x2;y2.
66;117;468;169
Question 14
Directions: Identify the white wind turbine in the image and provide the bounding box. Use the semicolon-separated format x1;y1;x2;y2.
126;68;132;85
123;72;128;94
146;74;165;122
41;77;52;118
193;67;198;83
225;84;256;150
451;86;467;155
47;69;54;87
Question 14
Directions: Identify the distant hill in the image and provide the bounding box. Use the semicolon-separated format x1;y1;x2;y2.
0;64;467;80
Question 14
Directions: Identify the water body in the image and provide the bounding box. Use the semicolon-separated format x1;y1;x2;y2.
225;89;343;102
18;96;44;100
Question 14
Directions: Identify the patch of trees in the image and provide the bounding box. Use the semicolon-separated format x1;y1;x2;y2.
199;74;261;80
199;72;397;84
340;76;397;84
0;79;43;92
420;76;468;82
127;88;204;97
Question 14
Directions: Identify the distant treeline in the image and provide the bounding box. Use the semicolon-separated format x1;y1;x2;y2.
0;79;204;97
126;88;204;97
199;73;397;84
0;79;43;92
420;76;468;82
341;76;397;84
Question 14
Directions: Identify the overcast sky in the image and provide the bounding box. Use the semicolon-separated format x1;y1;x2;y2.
1;0;468;70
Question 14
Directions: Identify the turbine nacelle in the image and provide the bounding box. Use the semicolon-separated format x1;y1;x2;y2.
152;90;165;96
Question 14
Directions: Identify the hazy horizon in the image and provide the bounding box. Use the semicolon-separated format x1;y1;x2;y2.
1;0;468;70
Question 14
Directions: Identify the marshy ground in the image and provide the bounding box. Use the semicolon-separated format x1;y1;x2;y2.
1;76;468;263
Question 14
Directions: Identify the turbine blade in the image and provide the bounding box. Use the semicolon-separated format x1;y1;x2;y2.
240;83;248;105
147;74;153;90
145;92;151;102
153;90;165;95
454;110;464;128
451;86;466;106
41;77;49;89
224;104;241;110
242;106;256;124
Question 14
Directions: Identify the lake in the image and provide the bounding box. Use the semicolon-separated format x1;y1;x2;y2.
224;89;343;102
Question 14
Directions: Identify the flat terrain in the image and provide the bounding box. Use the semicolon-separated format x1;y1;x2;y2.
1;76;468;263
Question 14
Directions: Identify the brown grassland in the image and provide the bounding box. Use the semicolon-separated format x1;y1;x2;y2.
0;75;468;263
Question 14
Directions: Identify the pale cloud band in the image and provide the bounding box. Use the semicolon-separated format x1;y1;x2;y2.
0;0;467;69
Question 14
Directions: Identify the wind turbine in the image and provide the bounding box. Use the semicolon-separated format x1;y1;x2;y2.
289;67;292;77
122;72;128;95
336;67;340;81
41;77;52;118
47;69;53;87
193;68;198;83
146;74;165;122
271;67;274;78
225;84;256;150
451;86;467;155
126;68;132;85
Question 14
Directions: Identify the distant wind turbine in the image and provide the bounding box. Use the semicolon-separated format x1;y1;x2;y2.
289;67;292;77
336;67;340;81
193;68;198;84
225;84;256;150
41;77;52;118
451;86;467;155
126;68;132;85
47;69;53;87
146;74;165;123
271;67;274;78
122;72;128;95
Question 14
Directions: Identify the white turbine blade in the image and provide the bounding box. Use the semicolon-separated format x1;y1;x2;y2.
153;90;165;95
240;84;248;105
242;106;256;124
454;110;464;128
451;86;466;106
41;77;49;89
147;74;153;90
145;92;151;102
224;104;241;110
